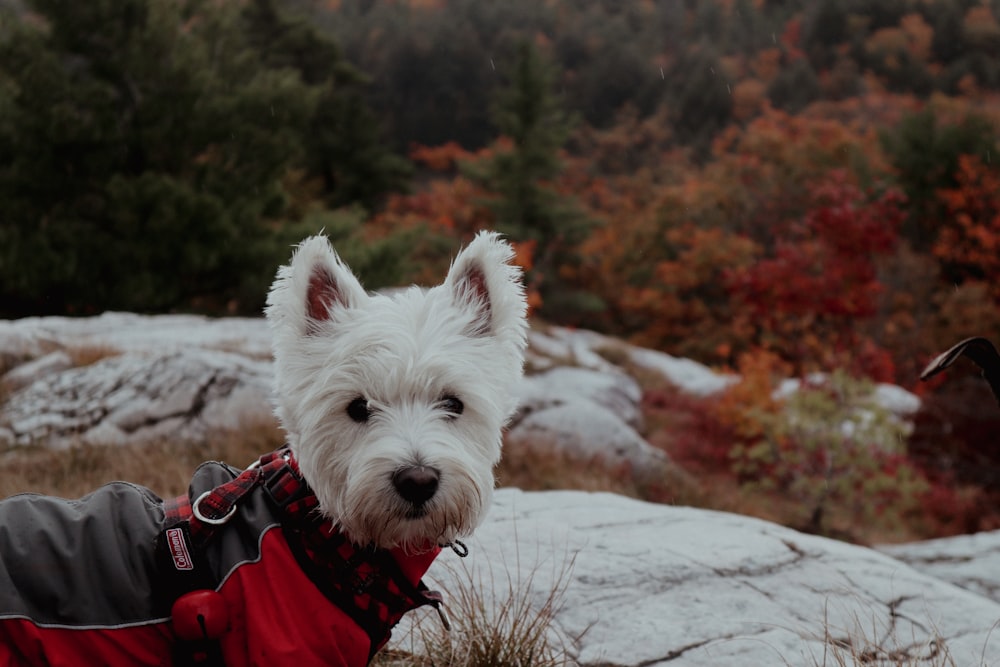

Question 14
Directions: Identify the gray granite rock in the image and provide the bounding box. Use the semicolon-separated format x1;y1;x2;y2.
402;489;1000;667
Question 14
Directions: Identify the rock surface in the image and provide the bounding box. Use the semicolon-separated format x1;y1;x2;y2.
879;530;1000;603
506;365;671;471
405;488;1000;666
1;349;272;447
0;311;273;359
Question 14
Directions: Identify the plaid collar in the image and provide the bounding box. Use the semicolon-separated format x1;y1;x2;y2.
167;448;445;658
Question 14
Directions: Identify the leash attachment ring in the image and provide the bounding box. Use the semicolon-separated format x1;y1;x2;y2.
192;491;238;526
447;539;469;557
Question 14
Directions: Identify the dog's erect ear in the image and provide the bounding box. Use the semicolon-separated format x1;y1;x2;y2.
266;235;367;334
445;231;528;340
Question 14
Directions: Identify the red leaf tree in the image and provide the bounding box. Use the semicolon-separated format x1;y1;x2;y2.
726;171;905;380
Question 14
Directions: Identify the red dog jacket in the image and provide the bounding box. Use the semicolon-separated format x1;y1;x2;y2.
0;450;443;666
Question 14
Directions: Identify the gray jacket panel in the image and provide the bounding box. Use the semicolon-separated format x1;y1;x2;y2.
0;482;166;626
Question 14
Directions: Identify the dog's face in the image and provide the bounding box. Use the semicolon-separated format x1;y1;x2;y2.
265;232;527;551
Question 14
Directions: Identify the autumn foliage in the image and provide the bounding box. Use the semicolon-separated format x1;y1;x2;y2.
934;154;1000;296
726;173;904;381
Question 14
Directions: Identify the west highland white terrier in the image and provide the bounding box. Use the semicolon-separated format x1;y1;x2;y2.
265;230;529;550
0;232;528;667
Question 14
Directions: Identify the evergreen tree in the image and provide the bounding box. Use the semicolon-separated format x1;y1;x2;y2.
767;58;821;113
243;0;410;211
664;43;733;157
929;0;966;65
803;0;848;71
473;40;596;319
0;0;315;314
0;0;407;316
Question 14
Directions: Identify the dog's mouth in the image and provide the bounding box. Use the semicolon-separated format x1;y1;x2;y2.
404;504;430;520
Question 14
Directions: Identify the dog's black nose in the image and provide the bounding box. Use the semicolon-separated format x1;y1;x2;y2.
392;466;440;506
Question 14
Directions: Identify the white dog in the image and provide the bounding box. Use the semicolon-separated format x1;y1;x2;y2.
0;232;528;667
266;230;529;550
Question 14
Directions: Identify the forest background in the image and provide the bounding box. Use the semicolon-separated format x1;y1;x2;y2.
4;0;1000;541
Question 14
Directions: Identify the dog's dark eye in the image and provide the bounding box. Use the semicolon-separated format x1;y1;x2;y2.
347;397;371;423
440;395;464;418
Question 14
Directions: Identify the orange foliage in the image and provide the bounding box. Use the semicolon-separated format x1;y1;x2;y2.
934;155;1000;298
370;139;548;308
566;101;907;377
713;349;790;442
731;78;767;122
568;104;677;177
607;218;760;365
779;17;805;62
900;13;933;63
964;6;1000;49
865;26;909;61
376;176;492;235
750;48;782;84
511;239;542;313
409;141;477;173
703;105;892;246
799;91;921;134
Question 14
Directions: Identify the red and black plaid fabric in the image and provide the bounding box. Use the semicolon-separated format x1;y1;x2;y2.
162;449;443;658
163;458;272;545
285;511;442;655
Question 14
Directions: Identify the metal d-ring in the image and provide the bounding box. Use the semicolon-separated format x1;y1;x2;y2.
192;490;238;525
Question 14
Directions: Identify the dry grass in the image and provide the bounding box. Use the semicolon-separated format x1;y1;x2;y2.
810;635;956;667
0;418;285;500
497;434;701;508
375;547;577;667
64;343;123;368
792;601;999;667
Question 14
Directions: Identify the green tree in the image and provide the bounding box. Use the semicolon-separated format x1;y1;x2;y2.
0;0;406;316
472;40;596;319
243;0;410;211
768;58;821;113
803;0;848;71
929;0;966;65
0;0;313;314
664;43;734;157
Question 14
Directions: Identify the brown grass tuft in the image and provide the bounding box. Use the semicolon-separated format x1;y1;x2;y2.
497;434;700;507
64;344;123;368
375;548;577;667
790;601;998;667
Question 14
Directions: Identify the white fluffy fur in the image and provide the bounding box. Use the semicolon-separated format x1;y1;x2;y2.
265;232;528;550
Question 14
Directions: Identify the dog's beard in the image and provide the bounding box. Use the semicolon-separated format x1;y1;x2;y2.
339;475;490;552
332;452;493;551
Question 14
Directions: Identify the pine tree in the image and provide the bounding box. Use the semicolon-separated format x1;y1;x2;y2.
473;40;596;319
486;41;573;245
0;0;408;316
242;0;410;211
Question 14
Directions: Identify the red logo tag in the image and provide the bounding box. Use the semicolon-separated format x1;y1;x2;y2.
166;527;194;571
